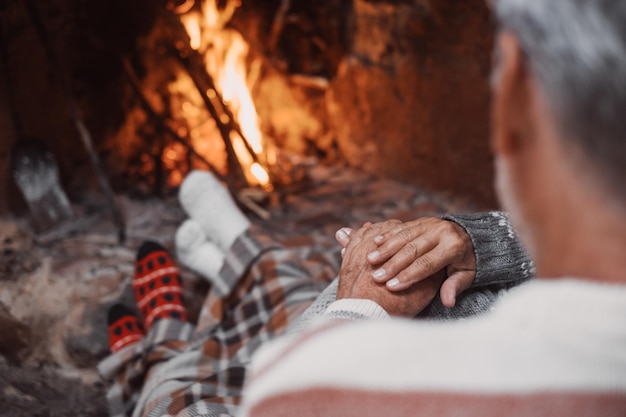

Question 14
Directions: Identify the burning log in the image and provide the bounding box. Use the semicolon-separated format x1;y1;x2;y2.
122;57;271;220
167;1;273;189
173;45;250;189
165;11;255;189
122;58;229;187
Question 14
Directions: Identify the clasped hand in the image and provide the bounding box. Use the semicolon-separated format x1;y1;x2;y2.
335;218;476;317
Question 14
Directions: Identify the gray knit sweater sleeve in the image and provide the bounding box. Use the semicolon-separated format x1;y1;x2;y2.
442;211;534;288
418;212;534;320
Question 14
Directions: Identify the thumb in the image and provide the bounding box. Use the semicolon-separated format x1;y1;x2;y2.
335;227;353;248
439;270;474;308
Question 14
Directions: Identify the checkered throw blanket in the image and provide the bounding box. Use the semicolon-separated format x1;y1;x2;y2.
98;229;338;417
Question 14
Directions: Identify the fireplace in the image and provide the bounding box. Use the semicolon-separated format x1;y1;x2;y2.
0;0;496;224
0;0;496;413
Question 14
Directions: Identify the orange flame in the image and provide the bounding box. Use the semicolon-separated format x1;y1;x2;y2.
181;13;202;50
180;0;270;188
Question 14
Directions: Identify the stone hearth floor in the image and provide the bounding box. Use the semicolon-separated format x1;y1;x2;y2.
0;162;474;416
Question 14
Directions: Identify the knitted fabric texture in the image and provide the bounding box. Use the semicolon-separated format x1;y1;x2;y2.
175;218;225;282
178;170;250;251
442;212;535;287
133;241;187;329
108;304;144;353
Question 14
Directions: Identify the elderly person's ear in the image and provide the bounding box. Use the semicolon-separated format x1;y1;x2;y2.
491;30;535;156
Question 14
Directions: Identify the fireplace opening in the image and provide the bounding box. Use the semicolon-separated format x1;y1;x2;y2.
1;0;496;225
0;0;497;413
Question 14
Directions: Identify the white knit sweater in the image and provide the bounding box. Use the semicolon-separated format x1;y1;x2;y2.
241;278;626;417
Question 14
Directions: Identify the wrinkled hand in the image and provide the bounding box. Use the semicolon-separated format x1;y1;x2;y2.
336;217;476;308
337;222;446;318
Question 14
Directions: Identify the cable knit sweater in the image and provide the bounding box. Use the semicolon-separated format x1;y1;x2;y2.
288;211;534;334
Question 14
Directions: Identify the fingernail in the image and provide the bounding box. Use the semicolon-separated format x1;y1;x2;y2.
367;251;380;262
341;248;346;257
374;235;384;244
372;268;386;280
387;278;400;288
342;228;352;236
336;229;348;240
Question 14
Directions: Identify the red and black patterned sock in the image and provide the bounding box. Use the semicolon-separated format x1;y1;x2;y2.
133;241;188;329
107;304;144;353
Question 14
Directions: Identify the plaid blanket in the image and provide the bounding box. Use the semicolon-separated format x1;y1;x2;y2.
98;228;338;417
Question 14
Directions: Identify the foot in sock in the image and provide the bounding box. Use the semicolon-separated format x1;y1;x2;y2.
175;218;225;281
133;241;188;329
108;304;144;353
178;170;250;251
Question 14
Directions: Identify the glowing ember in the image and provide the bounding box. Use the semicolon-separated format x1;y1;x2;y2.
250;162;270;186
179;0;271;188
181;13;202;50
162;142;187;187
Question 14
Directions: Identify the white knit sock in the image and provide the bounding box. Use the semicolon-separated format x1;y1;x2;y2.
178;170;250;251
175;218;225;281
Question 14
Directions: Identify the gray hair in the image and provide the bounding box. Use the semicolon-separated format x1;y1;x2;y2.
494;0;626;201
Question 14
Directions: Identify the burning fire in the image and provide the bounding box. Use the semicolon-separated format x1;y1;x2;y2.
174;0;271;189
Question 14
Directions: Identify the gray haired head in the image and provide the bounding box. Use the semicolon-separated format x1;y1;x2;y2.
493;0;626;202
